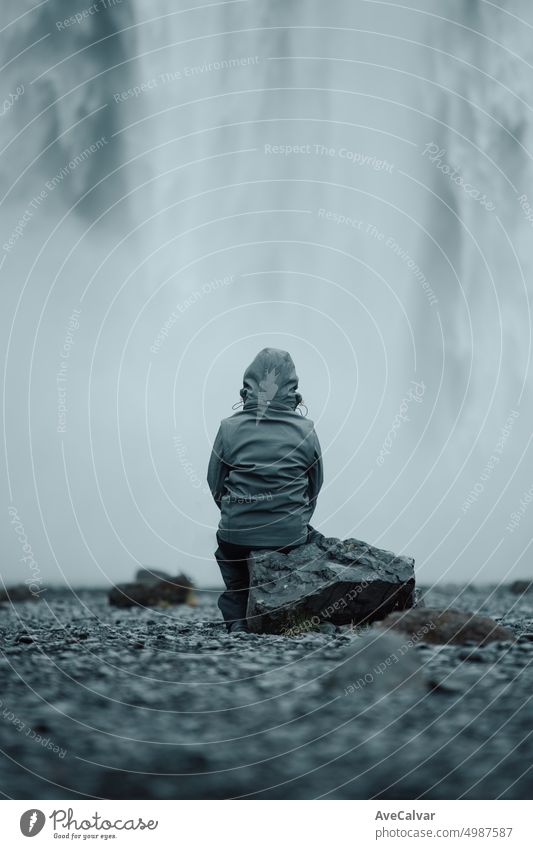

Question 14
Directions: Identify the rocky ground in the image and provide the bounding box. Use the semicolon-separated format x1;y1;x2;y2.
0;584;532;799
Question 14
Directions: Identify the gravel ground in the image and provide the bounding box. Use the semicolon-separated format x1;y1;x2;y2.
0;584;532;799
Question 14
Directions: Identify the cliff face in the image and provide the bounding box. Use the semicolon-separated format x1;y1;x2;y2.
1;0;135;216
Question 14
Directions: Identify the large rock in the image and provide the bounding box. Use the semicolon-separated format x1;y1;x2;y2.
246;536;415;634
376;607;513;645
109;573;194;608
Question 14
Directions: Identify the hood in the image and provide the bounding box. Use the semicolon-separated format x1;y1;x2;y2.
241;348;299;419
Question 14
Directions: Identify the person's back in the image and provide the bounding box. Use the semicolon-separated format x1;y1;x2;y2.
207;348;324;632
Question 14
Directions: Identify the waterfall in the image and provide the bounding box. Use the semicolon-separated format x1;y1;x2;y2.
1;0;532;588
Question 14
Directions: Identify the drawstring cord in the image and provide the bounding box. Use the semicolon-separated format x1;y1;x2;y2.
231;398;308;416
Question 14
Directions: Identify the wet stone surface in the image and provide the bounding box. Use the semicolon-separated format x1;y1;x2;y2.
247;536;415;633
0;584;532;799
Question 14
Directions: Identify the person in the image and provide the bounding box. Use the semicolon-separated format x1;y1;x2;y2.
207;347;324;634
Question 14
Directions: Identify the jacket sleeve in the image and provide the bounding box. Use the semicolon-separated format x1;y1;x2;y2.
207;425;229;509
307;429;324;516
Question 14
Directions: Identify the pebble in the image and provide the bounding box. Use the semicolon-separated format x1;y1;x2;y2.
0;586;532;800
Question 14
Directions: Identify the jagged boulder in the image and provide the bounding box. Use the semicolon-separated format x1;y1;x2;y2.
376;608;513;645
246;536;415;634
109;573;195;608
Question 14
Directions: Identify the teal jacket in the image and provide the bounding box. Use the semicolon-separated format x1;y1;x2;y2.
207;348;324;548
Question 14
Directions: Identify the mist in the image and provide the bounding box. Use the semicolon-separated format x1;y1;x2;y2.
2;0;533;590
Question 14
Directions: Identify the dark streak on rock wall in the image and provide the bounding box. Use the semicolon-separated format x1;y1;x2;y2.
1;0;136;220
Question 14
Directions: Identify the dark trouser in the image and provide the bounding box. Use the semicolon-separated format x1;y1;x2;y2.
215;525;324;629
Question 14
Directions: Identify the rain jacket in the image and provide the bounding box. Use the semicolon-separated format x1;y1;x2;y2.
207;348;324;548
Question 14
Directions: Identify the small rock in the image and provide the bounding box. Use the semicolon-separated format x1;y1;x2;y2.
108;573;195;608
457;649;488;663
376;608;514;646
16;634;35;644
509;580;533;594
518;633;533;643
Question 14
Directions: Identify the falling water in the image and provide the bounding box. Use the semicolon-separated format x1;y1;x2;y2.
1;0;532;588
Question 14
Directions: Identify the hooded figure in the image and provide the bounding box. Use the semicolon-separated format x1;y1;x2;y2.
207;348;324;632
